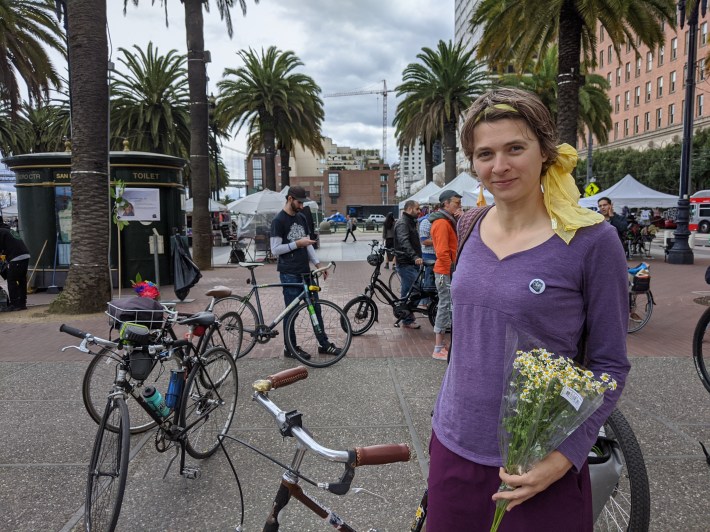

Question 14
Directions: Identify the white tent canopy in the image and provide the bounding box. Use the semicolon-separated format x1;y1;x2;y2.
184;197;227;213
227;189;285;214
399;181;441;209
578;174;678;209
428;172;479;204
462;186;495;207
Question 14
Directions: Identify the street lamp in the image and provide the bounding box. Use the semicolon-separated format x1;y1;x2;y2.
668;0;707;264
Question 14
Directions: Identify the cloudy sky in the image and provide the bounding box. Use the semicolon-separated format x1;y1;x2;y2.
109;0;454;166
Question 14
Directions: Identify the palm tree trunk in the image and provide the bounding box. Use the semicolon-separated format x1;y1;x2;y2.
557;0;583;148
279;147;290;188
443;118;457;184
424;140;433;183
50;0;111;314
263;127;276;190
184;0;212;270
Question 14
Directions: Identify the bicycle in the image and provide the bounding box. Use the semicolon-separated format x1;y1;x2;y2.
628;262;654;334
692;287;710;395
219;366;412;531
61;320;239;532
211;261;352;367
82;288;243;434
342;240;438;335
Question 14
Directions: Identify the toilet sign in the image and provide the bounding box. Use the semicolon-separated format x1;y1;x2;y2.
584;182;600;197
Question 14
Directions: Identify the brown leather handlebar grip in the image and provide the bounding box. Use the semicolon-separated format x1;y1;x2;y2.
353;444;411;466
268;366;309;389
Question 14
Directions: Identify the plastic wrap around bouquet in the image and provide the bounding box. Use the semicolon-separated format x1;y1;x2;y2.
490;329;617;532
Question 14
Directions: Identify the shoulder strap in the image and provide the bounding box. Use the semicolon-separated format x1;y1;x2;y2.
455;205;492;266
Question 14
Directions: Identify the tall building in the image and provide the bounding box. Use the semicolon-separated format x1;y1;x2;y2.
454;0;481;54
592;15;710;153
397;140;442;196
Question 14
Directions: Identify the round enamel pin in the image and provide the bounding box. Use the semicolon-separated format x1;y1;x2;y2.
529;279;546;294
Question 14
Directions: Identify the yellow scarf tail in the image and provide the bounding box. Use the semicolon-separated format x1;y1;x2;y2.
476;186;487;207
542;143;604;244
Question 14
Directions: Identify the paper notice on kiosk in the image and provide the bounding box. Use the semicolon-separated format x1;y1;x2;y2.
116;188;160;222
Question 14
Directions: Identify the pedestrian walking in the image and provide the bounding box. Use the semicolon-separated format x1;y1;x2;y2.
343;215;358;242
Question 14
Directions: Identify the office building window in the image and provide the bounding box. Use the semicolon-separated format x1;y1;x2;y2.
614;122;619;140
656;108;662;128
669;103;675;125
252;158;263;189
599;50;604;68
636;57;642;77
657;76;663;98
703;22;708;46
625;90;630;110
670;71;677;93
615;94;620;113
608;45;612;64
624;118;629;137
646;51;653;71
616;66;621;86
635;86;641;106
671;37;678;60
328;172;340;195
626;41;632;53
625;62;631;81
658;45;665;66
645;81;652;101
644;112;651;131
698;94;704;116
634;115;639;134
607;72;612;85
684;64;688;87
600;26;605;42
685;31;690;55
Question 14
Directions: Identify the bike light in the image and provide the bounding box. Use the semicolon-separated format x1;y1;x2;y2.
193;325;207;337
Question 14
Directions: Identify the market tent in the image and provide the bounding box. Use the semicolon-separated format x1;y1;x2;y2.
428;172;478;204
227;189;285;214
398;181;441;209
462;186;495;207
184;197;228;213
578;174;678;209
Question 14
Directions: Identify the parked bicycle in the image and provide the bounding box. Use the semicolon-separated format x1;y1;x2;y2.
628;262;654;333
61;320;239;532
211;261;352;367
219;366;412;531
343;240;438;335
692;275;710;394
82;288;243;434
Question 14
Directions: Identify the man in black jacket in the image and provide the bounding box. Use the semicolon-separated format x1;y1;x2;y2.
598;197;629;253
0;224;30;311
394;200;423;329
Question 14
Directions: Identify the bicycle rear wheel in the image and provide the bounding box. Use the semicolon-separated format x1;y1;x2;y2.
213;296;258;358
82;348;182;434
180;346;238;459
592;408;650;531
286;299;352;368
628;291;652;333
85;396;130;532
205;311;243;359
692;305;710;393
343;296;377;336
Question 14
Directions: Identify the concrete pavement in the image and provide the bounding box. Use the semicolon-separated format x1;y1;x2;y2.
1;230;709;530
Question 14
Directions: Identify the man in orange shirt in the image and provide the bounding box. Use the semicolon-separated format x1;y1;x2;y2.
429;190;462;360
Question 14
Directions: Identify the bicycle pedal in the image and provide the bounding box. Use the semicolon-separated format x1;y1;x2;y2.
181;466;201;480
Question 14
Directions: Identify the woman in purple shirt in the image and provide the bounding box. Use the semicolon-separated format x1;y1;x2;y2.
427;88;630;531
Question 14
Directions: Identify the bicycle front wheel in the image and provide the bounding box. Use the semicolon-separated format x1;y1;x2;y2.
82;348;181;434
213;296;258;358
343;296;377;336
692;305;710;393
85;396;130;532
286;299;352;368
388;269;402;296
180;346;238;459
592;408;650;532
628;291;652;333
205;311;243;360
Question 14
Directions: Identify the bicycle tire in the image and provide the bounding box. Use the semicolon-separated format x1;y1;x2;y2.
692;305;710;393
85;396;130;532
427;299;438;328
388;269;402;296
628;291;652;333
593;408;650;532
180;346;238;459
343;296;378;336
204;311;243;359
285;299;352;368
82;348;182;434
213;296;258;358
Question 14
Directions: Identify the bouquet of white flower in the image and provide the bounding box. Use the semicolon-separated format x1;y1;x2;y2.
490;347;617;532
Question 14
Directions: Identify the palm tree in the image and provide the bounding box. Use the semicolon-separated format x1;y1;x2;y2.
12;99;71;154
0;0;65;113
123;0;258;270
396;40;489;184
393;96;441;184
110;43;190;157
50;0;111;314
470;0;675;147
496;44;612;146
216;46;325;190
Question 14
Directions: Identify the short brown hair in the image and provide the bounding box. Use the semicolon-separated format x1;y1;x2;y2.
460;88;559;177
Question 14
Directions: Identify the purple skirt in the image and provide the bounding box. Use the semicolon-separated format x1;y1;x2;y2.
427;431;593;532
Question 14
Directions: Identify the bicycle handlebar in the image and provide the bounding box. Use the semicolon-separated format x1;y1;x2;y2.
312;261;335;277
253;366;309;392
59;323;89;339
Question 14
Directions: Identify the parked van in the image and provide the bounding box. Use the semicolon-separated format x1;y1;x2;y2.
690;190;710;232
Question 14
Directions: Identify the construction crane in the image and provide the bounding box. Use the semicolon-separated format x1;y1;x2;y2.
323;80;394;163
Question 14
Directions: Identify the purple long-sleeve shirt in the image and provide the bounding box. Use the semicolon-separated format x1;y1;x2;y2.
432;217;630;472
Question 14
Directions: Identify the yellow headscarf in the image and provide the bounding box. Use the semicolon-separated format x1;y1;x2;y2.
542;143;604;244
